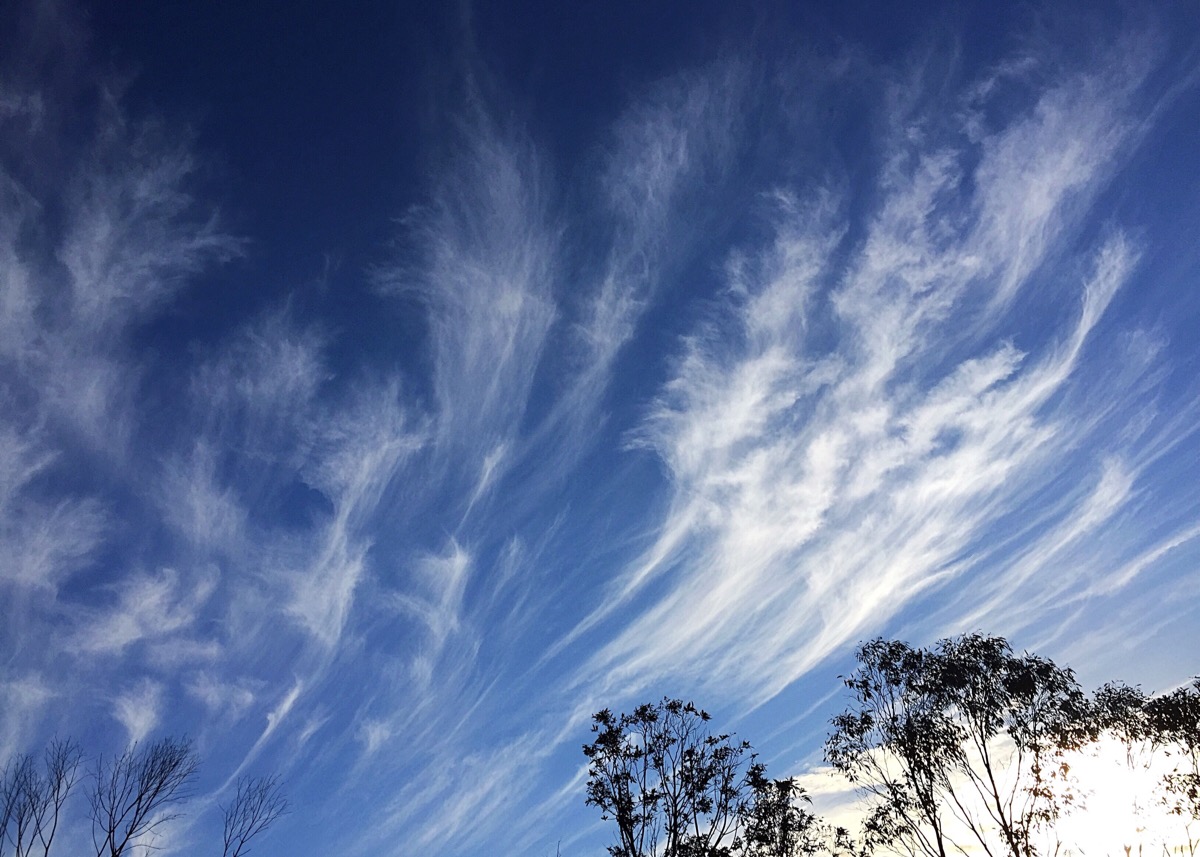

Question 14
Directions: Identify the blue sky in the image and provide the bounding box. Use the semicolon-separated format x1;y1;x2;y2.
2;1;1199;854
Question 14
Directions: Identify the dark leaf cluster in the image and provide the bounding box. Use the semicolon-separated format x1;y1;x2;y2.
583;698;823;857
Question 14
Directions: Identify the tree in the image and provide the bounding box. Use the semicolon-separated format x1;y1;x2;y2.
1146;679;1200;854
221;774;289;857
0;734;286;857
825;634;1091;857
89;736;199;857
583;698;820;857
1089;681;1162;854
739;771;824;857
825;639;957;857
1091;681;1152;759
1084;677;1200;855
0;738;83;857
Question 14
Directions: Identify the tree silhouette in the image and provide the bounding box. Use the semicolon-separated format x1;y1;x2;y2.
89;736;199;857
221;774;289;857
0;738;83;857
826;634;1091;857
583;697;821;857
0;733;286;857
583;638;1200;857
1147;679;1200;854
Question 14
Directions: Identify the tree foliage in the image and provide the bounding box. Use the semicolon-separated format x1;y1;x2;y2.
1147;679;1200;825
825;634;1092;857
583;698;821;857
581;638;1200;857
739;772;826;857
1094;678;1200;853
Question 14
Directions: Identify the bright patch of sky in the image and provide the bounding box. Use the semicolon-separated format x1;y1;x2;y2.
2;1;1199;855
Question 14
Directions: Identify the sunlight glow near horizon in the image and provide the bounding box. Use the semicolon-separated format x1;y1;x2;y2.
805;736;1195;857
1058;738;1191;857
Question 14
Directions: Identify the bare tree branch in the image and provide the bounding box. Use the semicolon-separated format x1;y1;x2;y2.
220;775;288;857
0;739;82;857
1;753;37;857
32;739;83;857
88;737;199;857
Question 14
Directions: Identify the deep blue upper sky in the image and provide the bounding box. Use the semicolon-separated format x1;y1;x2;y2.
79;2;1011;288
2;1;1200;855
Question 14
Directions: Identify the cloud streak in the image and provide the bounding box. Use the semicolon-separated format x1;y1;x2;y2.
571;41;1189;713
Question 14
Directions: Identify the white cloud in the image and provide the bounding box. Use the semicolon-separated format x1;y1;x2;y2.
386;540;472;687
185;671;258;720
1;497;106;589
71;566;218;657
189;308;328;464
361;728;559;856
357;719;392;755
0;16;239;676
0;673;54;759
286;383;424;646
570;48;1175;708
967;72;1139;308
1;11;1195;857
950;457;1136;633
535;62;752;471
224;680;305;786
390;109;557;478
159;443;247;553
113;678;165;744
1084;522;1200;599
5;116;239;457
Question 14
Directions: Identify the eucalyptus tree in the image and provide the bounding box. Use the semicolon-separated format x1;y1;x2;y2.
1083;677;1200;853
1146;679;1200;852
825;634;1092;857
740;771;826;857
583;697;822;857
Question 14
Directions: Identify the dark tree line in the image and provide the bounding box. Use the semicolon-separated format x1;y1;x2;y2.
584;634;1200;857
0;736;285;857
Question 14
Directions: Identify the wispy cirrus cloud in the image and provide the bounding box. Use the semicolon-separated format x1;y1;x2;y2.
185;671;259;722
0;674;53;760
113;678;165;744
188;308;329;466
323;24;1200;855
388;540;473;688
326;59;766;849
535;62;752;473
0;4;238;631
385;108;557;487
287;382;424;647
0;494;106;590
4;113;238;456
70;566;219;658
569;35;1190;710
0;10;247;772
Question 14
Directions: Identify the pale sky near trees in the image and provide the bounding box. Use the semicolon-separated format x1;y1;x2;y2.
1;1;1199;855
